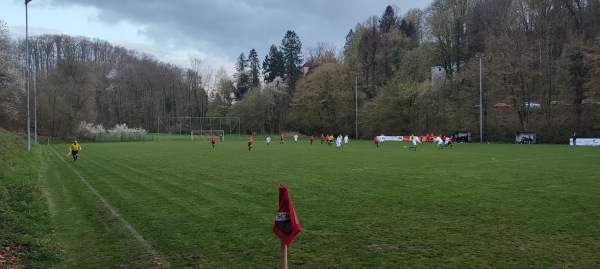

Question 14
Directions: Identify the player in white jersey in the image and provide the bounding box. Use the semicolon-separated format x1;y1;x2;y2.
266;136;271;145
343;135;349;146
444;136;453;149
435;135;444;149
409;135;422;151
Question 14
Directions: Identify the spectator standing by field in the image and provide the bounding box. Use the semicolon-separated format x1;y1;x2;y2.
572;132;577;146
68;140;82;161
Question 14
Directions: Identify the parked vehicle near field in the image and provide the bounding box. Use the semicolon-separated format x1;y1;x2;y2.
582;99;600;105
494;102;512;108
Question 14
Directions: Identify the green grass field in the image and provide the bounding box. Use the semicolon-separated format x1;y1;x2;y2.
40;138;600;268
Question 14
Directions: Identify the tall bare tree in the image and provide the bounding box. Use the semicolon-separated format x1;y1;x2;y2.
0;19;23;126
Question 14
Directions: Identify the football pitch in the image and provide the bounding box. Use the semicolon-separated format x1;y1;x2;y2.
41;138;600;268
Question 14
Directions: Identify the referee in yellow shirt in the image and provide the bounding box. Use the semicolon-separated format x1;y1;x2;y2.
69;140;82;161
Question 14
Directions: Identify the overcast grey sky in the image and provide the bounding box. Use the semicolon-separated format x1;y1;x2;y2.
2;0;432;76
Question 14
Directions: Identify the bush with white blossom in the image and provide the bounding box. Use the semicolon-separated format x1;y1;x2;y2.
77;121;147;142
77;121;106;140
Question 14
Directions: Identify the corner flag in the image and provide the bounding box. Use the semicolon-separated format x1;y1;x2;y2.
273;184;302;246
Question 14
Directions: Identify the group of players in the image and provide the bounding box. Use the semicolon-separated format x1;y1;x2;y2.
402;134;454;151
208;132;453;152
65;132;454;163
210;133;353;152
319;133;350;150
371;133;453;151
268;133;351;152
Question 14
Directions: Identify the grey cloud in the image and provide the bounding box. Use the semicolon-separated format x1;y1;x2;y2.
45;0;431;65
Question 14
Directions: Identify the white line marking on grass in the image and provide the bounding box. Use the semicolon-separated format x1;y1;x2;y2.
50;146;171;268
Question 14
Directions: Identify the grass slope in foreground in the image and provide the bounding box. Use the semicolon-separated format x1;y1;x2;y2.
41;139;600;268
0;130;58;268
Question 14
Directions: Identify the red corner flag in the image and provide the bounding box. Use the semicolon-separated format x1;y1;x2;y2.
273;184;302;246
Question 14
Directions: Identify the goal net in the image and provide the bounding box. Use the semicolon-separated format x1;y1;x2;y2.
156;117;240;140
191;130;225;142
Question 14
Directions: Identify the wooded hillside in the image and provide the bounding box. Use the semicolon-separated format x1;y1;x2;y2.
1;0;599;143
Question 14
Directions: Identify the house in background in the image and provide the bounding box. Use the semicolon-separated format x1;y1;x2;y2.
302;62;320;76
431;66;447;88
431;62;464;89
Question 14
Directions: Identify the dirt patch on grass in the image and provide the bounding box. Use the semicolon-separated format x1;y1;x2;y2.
0;246;26;269
367;244;399;251
518;243;529;251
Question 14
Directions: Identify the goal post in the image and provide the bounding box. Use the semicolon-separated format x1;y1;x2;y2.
156;117;240;140
191;130;225;142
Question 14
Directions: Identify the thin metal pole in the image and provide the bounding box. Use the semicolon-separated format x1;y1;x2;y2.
25;1;31;152
34;66;37;143
479;55;483;143
355;77;358;140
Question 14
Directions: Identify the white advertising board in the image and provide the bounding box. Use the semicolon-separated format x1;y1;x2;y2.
378;136;404;142
570;138;600;146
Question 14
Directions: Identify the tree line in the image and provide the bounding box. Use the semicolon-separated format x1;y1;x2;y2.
1;0;599;143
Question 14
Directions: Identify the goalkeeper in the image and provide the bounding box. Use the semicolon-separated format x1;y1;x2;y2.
68;140;82;161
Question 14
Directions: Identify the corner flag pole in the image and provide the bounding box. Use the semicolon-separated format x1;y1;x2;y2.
273;184;302;269
281;242;287;269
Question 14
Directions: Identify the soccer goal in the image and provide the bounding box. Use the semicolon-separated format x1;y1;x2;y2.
191;130;225;142
156;116;240;141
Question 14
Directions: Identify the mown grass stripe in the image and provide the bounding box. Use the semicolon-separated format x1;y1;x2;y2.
42;140;600;268
48;145;171;268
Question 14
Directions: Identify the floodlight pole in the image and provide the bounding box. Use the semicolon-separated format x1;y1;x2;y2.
477;53;484;143
34;67;37;143
25;0;32;151
355;77;358;140
354;79;377;140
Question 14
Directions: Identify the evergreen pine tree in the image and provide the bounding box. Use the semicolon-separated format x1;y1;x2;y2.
262;44;285;83
378;6;397;33
247;48;261;87
234;52;249;99
279;30;303;91
343;29;355;59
